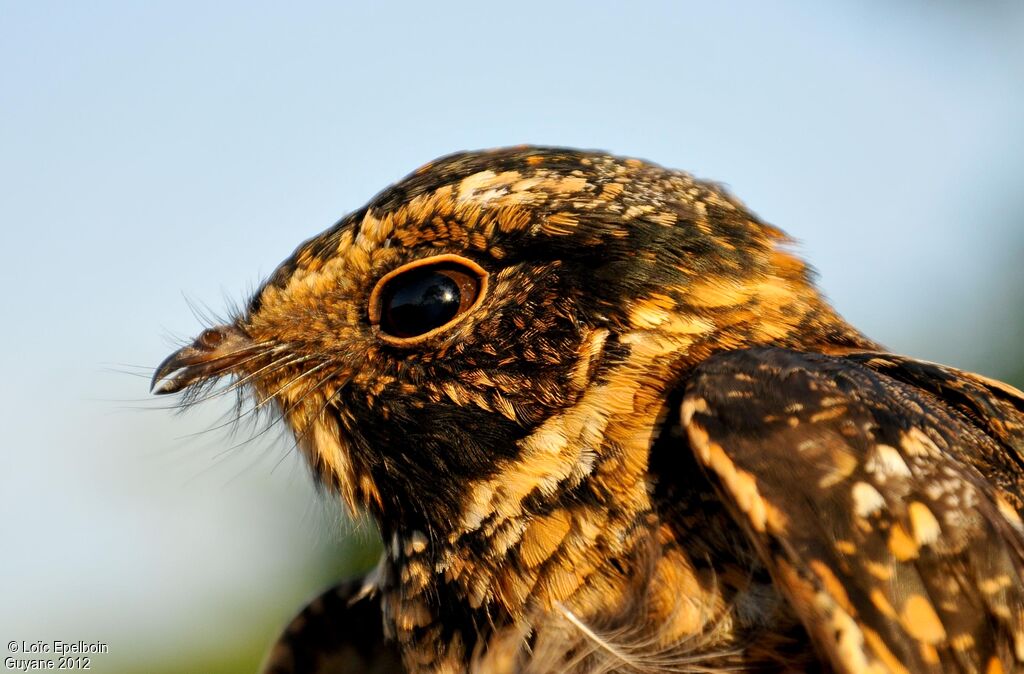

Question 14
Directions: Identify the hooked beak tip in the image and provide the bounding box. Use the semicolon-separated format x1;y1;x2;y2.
150;354;189;394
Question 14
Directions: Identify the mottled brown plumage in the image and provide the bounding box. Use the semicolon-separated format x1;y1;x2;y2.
152;147;1024;673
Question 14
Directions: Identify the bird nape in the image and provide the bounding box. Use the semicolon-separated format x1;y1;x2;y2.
152;146;1024;674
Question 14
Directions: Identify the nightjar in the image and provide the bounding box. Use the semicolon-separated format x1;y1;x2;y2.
152;147;1024;673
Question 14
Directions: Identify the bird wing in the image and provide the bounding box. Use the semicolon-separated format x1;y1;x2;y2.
260;577;404;674
680;347;1024;674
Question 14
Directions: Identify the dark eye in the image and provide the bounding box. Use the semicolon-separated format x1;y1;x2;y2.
370;256;486;341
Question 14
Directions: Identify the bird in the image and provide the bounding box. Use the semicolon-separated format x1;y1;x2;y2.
152;146;1024;674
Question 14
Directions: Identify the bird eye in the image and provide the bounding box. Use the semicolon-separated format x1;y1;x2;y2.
370;255;487;342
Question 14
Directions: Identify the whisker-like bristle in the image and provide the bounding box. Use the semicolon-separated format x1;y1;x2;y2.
175;348;305;412
210;361;344;459
173;343;284;408
167;360;299;440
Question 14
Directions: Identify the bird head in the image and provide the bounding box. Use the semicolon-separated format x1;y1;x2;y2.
152;147;864;540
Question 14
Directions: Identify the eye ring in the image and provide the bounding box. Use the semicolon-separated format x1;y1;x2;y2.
369;254;488;345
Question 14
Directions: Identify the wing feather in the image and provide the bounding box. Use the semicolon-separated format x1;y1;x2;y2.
681;347;1024;674
260;576;404;674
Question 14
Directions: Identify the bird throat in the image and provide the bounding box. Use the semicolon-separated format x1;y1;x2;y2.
374;329;758;672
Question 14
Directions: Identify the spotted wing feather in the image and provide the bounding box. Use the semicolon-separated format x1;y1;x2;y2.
845;352;1024;480
681;347;1024;674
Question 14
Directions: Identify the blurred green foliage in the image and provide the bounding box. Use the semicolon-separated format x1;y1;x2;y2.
108;527;382;674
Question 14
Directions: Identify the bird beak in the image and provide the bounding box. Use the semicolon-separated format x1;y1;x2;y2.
151;325;255;395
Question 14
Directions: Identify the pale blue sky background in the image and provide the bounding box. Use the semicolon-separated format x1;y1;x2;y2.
2;2;1022;671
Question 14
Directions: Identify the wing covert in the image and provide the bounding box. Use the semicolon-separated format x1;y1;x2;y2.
681;347;1024;674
